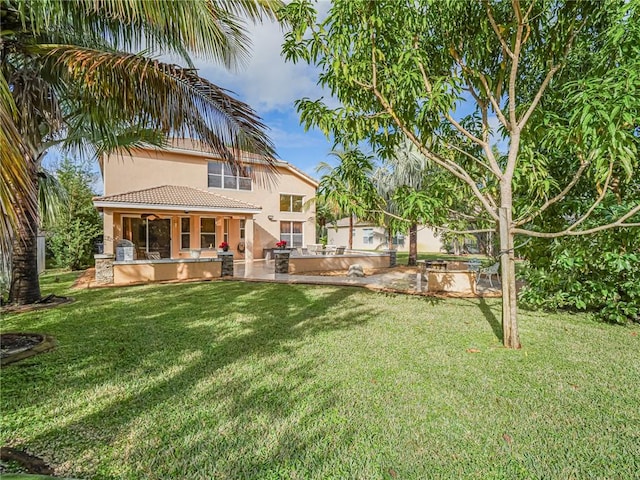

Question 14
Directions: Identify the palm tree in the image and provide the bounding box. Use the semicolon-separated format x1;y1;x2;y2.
316;149;380;250
1;0;281;304
373;139;443;266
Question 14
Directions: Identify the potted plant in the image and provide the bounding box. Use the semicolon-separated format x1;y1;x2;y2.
219;241;229;252
275;240;287;249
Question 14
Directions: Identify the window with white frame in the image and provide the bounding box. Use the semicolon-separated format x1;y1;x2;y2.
363;228;374;245
207;161;251;190
240;219;246;240
280;221;303;247
279;194;304;212
180;217;191;250
200;217;216;249
392;233;405;247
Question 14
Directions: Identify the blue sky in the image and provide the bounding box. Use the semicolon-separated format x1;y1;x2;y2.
192;10;336;180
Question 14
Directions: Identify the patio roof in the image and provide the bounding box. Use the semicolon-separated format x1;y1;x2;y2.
93;185;262;214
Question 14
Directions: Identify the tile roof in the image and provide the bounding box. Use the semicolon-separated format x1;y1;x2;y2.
94;185;261;211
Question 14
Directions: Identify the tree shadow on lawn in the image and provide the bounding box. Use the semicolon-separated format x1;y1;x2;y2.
2;281;381;477
451;297;503;343
477;297;503;343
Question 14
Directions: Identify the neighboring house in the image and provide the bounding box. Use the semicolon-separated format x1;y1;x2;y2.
327;217;445;253
93;139;318;261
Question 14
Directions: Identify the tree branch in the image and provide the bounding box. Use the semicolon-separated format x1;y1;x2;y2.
448;50;511;131
444;112;487;147
566;161;613;232
518;18;585;129
435;226;496;235
442;140;494;174
514;157;590;226
416;58;487;147
483;0;515;59
508;0;524;130
514;203;640;237
373;87;500;221
517;65;561;129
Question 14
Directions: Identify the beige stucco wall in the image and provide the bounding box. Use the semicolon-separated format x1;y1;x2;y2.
426;271;477;294
327;224;444;253
288;254;390;273
113;259;222;285
100;145;317;258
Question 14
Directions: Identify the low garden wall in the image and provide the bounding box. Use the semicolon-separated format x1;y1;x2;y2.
288;253;390;274
113;258;222;285
426;270;477;295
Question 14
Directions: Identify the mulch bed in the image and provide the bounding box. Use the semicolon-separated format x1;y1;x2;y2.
0;333;43;357
0;447;54;475
1;294;73;315
0;333;56;366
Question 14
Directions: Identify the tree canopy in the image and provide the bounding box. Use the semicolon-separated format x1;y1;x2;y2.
281;0;640;347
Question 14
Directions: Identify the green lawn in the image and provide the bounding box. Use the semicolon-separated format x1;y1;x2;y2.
1;272;639;479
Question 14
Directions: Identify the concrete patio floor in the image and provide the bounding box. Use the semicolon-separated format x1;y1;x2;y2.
233;260;501;297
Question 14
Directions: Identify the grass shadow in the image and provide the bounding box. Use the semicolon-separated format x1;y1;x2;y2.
1;279;381;477
477;296;503;342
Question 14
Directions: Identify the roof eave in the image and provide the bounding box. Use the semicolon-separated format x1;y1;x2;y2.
93;201;261;214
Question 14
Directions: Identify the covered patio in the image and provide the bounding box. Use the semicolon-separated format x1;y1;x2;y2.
93;185;260;284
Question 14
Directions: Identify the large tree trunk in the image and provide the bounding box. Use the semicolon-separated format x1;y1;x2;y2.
8;160;41;305
408;222;417;266
498;206;520;349
348;215;353;250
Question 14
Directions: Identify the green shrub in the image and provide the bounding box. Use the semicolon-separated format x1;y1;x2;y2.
45;159;102;270
519;229;640;324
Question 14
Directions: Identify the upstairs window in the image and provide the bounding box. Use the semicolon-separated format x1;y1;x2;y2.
208;161;251;190
280;194;304;212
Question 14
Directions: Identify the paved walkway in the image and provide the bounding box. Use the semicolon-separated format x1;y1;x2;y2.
233;260;501;297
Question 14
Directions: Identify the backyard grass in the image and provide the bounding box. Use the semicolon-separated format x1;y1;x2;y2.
1;271;639;479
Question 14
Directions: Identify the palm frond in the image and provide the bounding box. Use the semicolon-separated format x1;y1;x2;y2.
10;0;283;70
38;167;67;228
38;45;276;169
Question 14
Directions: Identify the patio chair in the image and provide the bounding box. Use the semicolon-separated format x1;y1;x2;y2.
467;259;482;272
307;244;322;255
477;262;500;287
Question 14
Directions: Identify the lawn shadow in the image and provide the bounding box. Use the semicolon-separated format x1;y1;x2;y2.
477;297;503;343
2;280;381;477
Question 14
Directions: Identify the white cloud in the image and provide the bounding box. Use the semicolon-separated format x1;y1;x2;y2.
194;18;331;113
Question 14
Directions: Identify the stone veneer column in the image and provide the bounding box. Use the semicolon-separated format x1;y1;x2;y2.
384;249;397;267
94;254;114;284
274;250;290;274
218;252;234;276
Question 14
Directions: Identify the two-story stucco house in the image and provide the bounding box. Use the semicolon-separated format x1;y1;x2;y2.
93;139;318;265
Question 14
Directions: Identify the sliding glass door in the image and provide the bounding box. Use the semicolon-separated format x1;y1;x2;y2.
122;217;172;258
